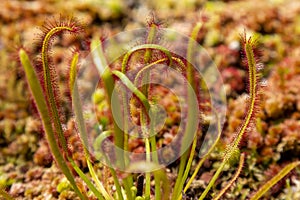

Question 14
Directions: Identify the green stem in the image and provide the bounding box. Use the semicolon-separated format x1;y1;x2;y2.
69;53;89;154
121;39;177;199
200;161;226;200
124;177;134;200
112;70;153;199
171;149;189;199
87;160;114;200
113;70;165;199
112;71;151;112
91;39;134;199
250;161;300;200
153;169;171;200
94;131;124;200
69;54;114;200
182;111;222;197
91;39;125;169
177;136;197;198
145;138;151;199
132;58;185;200
121;90;134;200
187;22;202;91
69;159;105;200
213;153;245;200
172;23;201;200
198;35;258;200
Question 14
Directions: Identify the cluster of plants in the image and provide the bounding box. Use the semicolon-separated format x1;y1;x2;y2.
1;15;297;200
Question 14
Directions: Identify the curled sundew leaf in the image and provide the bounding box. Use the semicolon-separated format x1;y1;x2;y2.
121;44;173;73
40;17;83;153
133;56;185;87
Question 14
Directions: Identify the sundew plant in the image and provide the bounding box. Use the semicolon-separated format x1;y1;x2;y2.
16;16;300;200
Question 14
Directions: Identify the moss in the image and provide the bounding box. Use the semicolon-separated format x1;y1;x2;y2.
1;0;300;199
57;178;71;193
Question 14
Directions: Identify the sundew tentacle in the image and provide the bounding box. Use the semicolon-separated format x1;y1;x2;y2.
40;17;82;153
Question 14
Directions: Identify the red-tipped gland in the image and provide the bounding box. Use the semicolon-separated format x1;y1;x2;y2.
34;15;84;53
147;12;164;29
